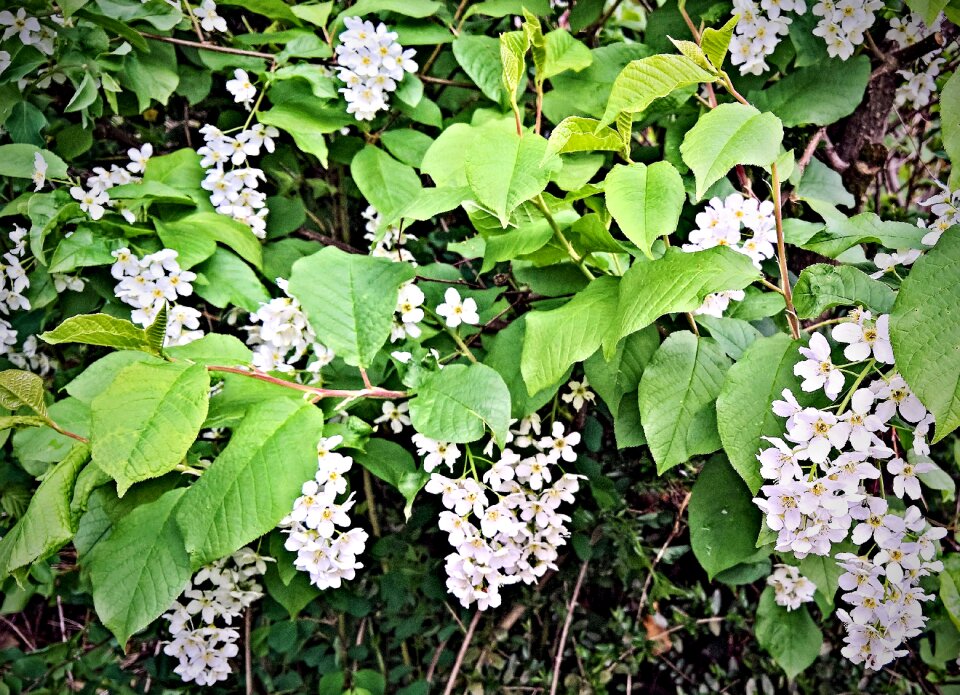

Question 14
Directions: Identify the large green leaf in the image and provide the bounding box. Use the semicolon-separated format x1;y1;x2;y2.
583;326;659;418
157;211;263;269
545;117;625;158
890;231;960;442
453;35;505;103
119;43;179;112
464;129;560;226
258;102;352;166
351;146;424;225
521;276;620;395
409;363;511;447
288;247;415;368
178;399;323;567
485;317;566;418
755;587;823;679
689;456;763;579
91;362;210;495
194;248;271;313
638;332;730;474
803;205;927;258
793;264;896;319
86;488;192;646
0;444;89;578
604;161;684;258
608;246;760;357
352;438;428;519
679;103;783;199
0;370;47;417
599;54;717;128
541;29;592;79
41;314;160;355
0;144;68;180
943;71;960;189
716;334;807;493
749;56;870;127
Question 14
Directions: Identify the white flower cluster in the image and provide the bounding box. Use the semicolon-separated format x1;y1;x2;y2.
888;11;946;111
9;335;56;377
65;144;153;223
811;0;883;60
335;17;418;121
753;312;945;670
163;548;271;686
682;193;778;317
391;282;425;342
198;119;275;239
280;436;369;590
110;247;202;346
730;0;802;76
0;8;56;58
244;278;334;373
363;205;417;263
767;564;816;610
919;185;960;247
0;226;30;357
425;419;584;610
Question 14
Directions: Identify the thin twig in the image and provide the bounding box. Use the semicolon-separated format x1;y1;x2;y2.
244;609;253;695
637;491;692;620
140;32;277;61
549;560;589;695
206;365;409;400
0;616;36;651
442;610;482;695
420;75;478;89
771;162;801;339
796;128;826;176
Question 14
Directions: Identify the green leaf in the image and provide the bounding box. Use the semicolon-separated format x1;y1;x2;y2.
542;29;592;79
381;129;435;168
290;2;332;27
521;276;620;395
86;488;191;646
194;249;270;313
689;456;763;579
905;0;950;25
716;334;807;493
409;363;511;447
941;554;960;631
91;362;210;495
65;352;163;404
943;71;960;188
799;550;849;607
701;15;739;69
165;334;253;367
288;247;415;367
218;0;299;21
0;444;89;578
0;144;68;180
178;399;323;566
0;370;47;417
464;129;560;226
802;205;927;258
341;0;441;17
119;43;180;112
755;587;823;679
583;326;659;417
453;35;505;104
485;317;567;418
0;415;48;431
695;315;762;360
609;246;761;357
158;212;263;269
500;30;528;110
680;102;783;200
604;161;685;258
795;158;854;208
65;72;99;113
545;117;625;159
353;438;428;519
351;146;424;226
638;332;730;474
48;227;124;274
41;314;160;355
749;56;870;127
264;561;320;619
258;102;352;167
793;264;896;319
145;304;168;354
890;231;960;443
599;54;717;129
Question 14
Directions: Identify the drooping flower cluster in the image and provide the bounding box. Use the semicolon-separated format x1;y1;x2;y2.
729;0;800;75
918;184;960;247
753;311;944;670
335;17;418;121
811;0;884;60
682;193;777;316
280;436;369;590
0;226;30;357
198;119;275;239
65;144;153;223
425;419;584;610
767;564;817;610
243;278;334;373
110;247;202;346
363;205;417;263
163;548;271;686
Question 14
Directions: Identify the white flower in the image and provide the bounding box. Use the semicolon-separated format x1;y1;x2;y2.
411;433;461;472
225;69;257;108
126;143;153;174
538;421;580;463
794;333;844;400
561;378;595;410
374;400;411;433
887;457;935;500
871;249;922;278
831;311;893;364
70;185;109;220
31;152;47;191
197;0;227;32
768;564;817;610
436;287;480;328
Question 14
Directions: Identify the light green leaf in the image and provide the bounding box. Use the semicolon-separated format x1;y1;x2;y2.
542;29;592;79
453;35;505;103
583;326;659;417
750;56;870;127
409;363;511;447
905;0;950;25
689;455;763;579
65;352;163;404
119;43;179;112
521;276;620;395
701;15;739;69
695;315;762;360
351;146;424;226
48;227;124;274
599;54;717;129
0;444;89;578
545;117;625;159
0;415;48;431
500;30;528;108
178;399;323;566
605;161;685;258
943;71;960;188
464;129;560;226
258;102;352;166
638;332;730;473
804;204;928;258
341;0;441;17
0;144;68;180
609;246;761;357
680;102;783;200
890;231;960;442
290;2;332;27
165;334;253;367
158;212;263;269
0;370;47;417
217;0;298;21
86;488;191;646
194;248;270;313
796;158;854;208
793;264;896;318
716;334;807;493
91;362;210;495
41;314;160;355
288;247;415;368
755;587;823;679
485;317;567;418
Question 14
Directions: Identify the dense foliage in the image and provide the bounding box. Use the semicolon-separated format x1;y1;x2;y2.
1;0;960;692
